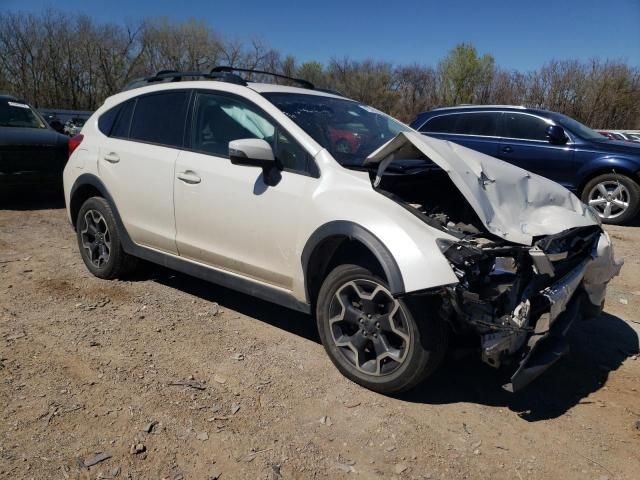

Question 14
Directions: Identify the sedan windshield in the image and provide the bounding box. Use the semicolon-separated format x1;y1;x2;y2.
0;99;47;129
263;92;411;166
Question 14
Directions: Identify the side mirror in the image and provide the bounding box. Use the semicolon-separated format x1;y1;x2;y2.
229;138;280;185
545;125;568;145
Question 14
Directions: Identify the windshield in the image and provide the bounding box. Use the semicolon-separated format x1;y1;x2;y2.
0;99;47;129
553;113;605;140
263;92;411;166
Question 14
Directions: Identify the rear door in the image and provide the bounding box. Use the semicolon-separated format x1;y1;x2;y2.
418;111;501;156
97;90;190;254
497;112;577;188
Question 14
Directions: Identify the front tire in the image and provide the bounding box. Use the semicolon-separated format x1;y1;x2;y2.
76;196;137;279
581;173;640;225
316;264;447;394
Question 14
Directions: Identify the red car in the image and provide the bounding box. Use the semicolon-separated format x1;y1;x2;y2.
328;126;363;154
598;130;617;140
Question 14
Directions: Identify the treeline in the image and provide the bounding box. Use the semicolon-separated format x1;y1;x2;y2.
1;10;639;128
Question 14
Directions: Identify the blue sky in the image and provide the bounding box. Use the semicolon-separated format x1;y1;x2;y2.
2;0;639;70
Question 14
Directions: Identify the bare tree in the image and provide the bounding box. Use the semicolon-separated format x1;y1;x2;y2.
0;11;638;128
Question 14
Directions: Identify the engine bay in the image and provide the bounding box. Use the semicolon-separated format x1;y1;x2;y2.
375;168;603;370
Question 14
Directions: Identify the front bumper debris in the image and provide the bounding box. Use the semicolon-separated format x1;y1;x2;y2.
503;259;588;392
501;232;622;392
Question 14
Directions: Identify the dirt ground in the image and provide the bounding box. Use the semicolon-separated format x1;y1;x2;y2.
1;193;639;480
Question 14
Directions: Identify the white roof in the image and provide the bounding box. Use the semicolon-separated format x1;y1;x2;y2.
247;82;344;99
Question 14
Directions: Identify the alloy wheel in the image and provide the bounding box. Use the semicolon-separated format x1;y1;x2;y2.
328;279;410;376
587;180;630;219
80;209;111;268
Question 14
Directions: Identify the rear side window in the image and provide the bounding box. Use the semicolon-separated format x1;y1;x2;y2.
420;114;456;133
111;100;135;139
501;113;550;141
98;104;121;135
129;91;189;147
421;112;499;136
454;112;499;136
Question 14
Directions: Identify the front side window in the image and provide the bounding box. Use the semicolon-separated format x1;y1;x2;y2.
0;99;47;129
501;113;551;141
129;91;189;147
191;92;310;173
263;92;410;167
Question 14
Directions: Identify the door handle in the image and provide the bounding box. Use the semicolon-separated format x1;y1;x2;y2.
177;170;201;184
103;152;120;163
501;146;513;153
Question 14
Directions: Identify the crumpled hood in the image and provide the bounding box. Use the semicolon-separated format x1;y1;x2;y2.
365;131;598;246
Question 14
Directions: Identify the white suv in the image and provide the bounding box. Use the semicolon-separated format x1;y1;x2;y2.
63;68;622;393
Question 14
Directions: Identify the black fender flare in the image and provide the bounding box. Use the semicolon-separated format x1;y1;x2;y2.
301;220;405;301
69;173;136;251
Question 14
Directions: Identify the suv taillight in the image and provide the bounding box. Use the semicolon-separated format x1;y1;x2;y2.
68;134;84;158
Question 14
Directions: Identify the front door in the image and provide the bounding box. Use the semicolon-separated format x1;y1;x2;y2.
174;91;316;289
497;112;577;189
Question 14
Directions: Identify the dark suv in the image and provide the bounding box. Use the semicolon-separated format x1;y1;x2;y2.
411;106;640;225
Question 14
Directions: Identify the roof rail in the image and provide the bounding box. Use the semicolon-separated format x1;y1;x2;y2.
122;69;248;92
211;66;314;90
431;104;527;111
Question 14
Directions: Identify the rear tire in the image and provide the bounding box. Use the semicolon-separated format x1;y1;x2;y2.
316;264;447;394
76;196;137;279
580;173;640;225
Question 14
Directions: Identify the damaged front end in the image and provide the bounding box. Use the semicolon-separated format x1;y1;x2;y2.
364;132;623;391
437;226;620;392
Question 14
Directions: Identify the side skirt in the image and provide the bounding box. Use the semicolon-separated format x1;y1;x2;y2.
126;243;312;314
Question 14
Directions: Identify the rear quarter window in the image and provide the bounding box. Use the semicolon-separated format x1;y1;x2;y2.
420;114;456;133
110;100;135;139
97;104;121;136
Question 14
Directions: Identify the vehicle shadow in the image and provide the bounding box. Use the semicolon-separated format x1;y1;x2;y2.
401;312;639;421
140;265;638;422
0;190;65;210
141;265;319;342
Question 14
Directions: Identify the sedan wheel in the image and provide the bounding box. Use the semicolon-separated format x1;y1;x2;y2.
581;173;640;225
587;180;630;220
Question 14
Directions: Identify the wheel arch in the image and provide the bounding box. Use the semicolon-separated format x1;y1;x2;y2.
301;221;405;306
69;174;132;249
576;161;640;196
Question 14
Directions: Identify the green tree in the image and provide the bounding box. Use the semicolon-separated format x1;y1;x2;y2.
437;43;495;105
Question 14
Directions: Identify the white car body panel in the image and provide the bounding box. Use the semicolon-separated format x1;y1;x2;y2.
174;149;314;289
292;149;459;298
365;131;597;246
98;137;179;254
63;80;617;307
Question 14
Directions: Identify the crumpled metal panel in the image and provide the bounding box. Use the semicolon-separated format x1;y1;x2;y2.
582;231;624;306
365;132;598;246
